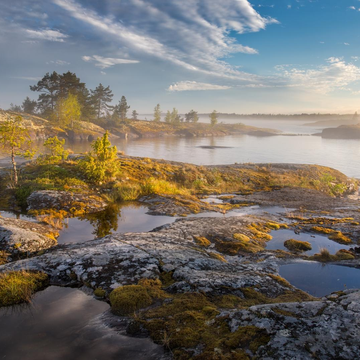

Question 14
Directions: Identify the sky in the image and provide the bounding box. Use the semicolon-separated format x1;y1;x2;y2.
1;0;360;114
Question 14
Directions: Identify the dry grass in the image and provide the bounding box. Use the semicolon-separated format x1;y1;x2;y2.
0;270;48;307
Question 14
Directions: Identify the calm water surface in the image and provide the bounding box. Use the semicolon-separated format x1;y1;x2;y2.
68;134;360;178
279;262;360;297
266;229;352;255
0;286;164;360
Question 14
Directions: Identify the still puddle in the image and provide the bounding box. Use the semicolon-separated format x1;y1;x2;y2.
0;286;165;360
57;202;176;244
279;262;360;297
189;205;293;218
0;210;35;222
267;229;352;255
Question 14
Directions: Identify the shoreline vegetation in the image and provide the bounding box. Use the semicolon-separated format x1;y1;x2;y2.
0;113;359;359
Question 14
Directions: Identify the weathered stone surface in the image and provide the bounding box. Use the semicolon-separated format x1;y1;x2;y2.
0;217;56;256
224;289;360;359
27;190;107;213
0;213;359;359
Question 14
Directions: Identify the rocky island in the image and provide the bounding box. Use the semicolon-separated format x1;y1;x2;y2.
0;127;359;359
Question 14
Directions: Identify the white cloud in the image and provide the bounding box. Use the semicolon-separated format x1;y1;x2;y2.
349;6;356;10
344;43;350;46
25;29;68;42
12;76;41;81
82;55;139;69
47;60;70;65
168;81;231;91
276;57;360;94
100;71;106;75
53;0;278;81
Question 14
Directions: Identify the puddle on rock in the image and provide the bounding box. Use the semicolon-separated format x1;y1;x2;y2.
279;262;360;297
267;229;352;255
0;286;165;360
189;205;293;218
57;202;176;244
0;210;36;222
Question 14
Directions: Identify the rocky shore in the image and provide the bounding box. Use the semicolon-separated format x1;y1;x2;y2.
0;156;359;359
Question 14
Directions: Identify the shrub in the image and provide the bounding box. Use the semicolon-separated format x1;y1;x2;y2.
80;132;120;183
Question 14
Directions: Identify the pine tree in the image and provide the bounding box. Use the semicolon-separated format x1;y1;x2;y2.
209;110;218;126
170;108;180;124
90;83;114;119
132;110;139;120
22;97;37;114
114;96;130;122
153;104;161;122
164;110;171;123
185;110;199;123
30;71;60;115
80;132;120;183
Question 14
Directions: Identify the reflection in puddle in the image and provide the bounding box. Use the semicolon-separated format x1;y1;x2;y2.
0;286;165;360
57;202;176;244
189;205;293;218
279;262;360;297
267;229;351;255
0;210;35;222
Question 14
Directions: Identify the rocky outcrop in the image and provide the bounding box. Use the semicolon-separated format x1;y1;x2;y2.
27;190;107;213
0;217;56;257
321;123;360;139
224;289;360;359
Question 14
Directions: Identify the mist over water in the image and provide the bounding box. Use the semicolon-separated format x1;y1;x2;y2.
69;132;360;178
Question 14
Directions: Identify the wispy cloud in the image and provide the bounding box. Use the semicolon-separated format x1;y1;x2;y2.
25;29;68;42
53;0;278;81
276;57;360;94
12;76;42;81
82;55;139;69
168;81;231;91
47;60;70;65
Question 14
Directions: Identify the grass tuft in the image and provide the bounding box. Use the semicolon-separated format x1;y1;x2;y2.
0;270;48;307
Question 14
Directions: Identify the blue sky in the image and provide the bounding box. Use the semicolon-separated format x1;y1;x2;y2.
1;0;360;114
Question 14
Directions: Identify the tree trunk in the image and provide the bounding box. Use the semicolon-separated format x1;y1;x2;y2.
11;147;18;186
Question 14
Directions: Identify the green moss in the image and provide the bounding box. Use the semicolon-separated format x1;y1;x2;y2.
284;239;312;252
335;249;355;260
110;285;153;315
194;236;211;247
208;252;227;262
0;271;48;307
94;287;106;298
233;233;251;242
311;226;334;234
328;231;352;244
221;325;270;354
265;222;281;230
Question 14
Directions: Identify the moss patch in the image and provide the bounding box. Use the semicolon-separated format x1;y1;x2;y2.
194;236;211;247
284;239;312;252
328;231;352;244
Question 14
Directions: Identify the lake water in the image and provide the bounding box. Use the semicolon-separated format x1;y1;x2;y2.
0;286;165;360
68;132;360;179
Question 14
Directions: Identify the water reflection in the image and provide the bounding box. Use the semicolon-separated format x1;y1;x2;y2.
63;134;360;178
0;286;165;360
266;229;352;255
57;202;176;244
279;262;360;297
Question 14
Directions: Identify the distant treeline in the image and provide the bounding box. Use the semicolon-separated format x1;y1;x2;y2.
8;71;218;129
